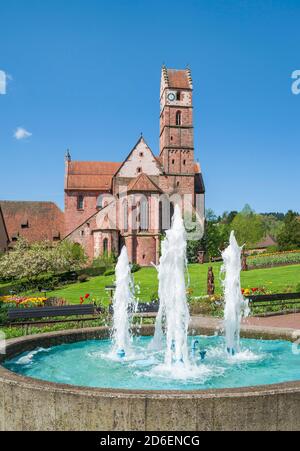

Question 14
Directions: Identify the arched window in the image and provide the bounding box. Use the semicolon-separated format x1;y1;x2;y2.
123;199;128;232
170;202;175;225
176;110;182;126
140;198;149;231
97;195;109;210
159;195;171;232
103;238;108;255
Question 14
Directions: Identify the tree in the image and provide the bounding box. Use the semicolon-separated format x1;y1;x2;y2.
0;238;87;281
277;211;300;250
56;240;88;271
200;210;231;259
261;214;284;240
221;211;238;224
231;208;265;248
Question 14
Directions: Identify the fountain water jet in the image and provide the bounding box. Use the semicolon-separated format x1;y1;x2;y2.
221;231;249;355
151;205;190;365
111;246;137;357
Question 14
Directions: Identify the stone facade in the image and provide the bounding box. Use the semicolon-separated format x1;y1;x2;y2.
64;67;205;266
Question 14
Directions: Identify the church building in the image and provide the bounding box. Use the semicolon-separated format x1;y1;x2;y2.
64;67;205;266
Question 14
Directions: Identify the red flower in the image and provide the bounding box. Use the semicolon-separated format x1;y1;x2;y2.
80;296;84;305
85;293;90;299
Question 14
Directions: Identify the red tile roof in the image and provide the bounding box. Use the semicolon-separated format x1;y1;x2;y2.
166;69;191;89
66;161;121;191
0;201;65;244
127;173;162;193
253;235;277;249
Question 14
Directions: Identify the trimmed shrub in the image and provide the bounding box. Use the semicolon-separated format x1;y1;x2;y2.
131;263;141;273
104;269;115;277
78;274;89;283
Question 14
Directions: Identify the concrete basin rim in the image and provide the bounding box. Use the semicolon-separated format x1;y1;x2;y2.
1;325;300;399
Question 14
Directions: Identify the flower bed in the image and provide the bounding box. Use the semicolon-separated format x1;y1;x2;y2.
0;296;47;307
247;250;300;268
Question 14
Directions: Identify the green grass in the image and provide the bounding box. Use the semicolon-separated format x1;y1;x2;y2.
26;263;300;304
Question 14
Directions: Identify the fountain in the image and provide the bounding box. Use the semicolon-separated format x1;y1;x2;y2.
151;204;190;366
2;217;300;431
221;231;250;355
111;246;137;358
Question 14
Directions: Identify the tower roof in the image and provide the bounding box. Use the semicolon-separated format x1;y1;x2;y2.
163;67;193;89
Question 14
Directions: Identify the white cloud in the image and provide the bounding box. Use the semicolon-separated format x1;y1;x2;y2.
0;70;6;95
14;127;32;140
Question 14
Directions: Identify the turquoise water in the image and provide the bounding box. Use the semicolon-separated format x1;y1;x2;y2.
3;336;300;390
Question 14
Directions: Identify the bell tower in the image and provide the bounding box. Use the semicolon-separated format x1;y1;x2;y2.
159;66;194;174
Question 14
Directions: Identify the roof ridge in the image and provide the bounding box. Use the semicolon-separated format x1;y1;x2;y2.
63;201;115;240
127;172;161;193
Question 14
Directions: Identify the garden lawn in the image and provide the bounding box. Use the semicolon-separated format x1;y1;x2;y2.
29;263;300;304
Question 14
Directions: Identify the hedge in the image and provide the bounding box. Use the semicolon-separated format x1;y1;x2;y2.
0;265;108;296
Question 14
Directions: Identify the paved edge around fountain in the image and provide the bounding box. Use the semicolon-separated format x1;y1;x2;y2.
1;323;300;431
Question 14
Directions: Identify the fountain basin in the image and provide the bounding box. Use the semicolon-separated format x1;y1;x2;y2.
1;325;300;431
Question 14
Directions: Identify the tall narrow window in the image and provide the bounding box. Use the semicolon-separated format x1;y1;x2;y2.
176;110;182;126
176;91;181;101
77;195;84;210
103;238;108;255
140;199;149;231
159;195;171;232
123;199;128;232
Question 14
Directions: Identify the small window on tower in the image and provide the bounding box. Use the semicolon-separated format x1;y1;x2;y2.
176;91;181;101
172;159;175;165
170;136;173;141
176;111;182;126
139;152;144;157
183;159;186;165
137;167;142;174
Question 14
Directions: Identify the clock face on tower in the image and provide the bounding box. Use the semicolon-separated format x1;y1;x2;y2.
167;92;175;102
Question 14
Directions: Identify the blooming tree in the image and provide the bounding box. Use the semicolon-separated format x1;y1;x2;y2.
0;238;87;280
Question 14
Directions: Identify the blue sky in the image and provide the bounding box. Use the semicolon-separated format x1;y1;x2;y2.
0;0;300;215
